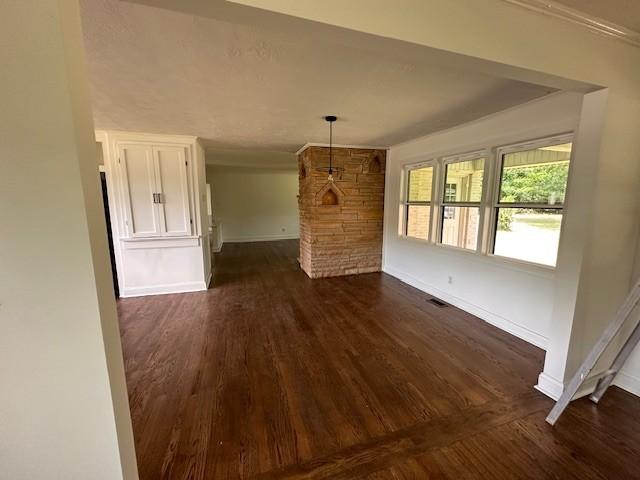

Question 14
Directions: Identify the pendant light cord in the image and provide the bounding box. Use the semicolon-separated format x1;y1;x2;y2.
329;120;333;175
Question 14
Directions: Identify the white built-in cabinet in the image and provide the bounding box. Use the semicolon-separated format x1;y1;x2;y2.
98;130;211;297
119;144;191;238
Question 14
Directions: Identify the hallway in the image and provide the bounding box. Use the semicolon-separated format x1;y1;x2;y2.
118;240;640;479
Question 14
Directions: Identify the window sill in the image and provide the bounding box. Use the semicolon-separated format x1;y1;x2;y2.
487;253;556;273
399;234;431;244
434;242;478;255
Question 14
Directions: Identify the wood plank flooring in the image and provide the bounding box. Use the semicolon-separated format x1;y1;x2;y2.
117;240;640;479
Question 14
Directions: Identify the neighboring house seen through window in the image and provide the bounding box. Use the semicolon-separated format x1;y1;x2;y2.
440;156;485;251
404;165;434;240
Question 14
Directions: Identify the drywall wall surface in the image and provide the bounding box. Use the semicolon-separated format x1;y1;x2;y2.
207;165;299;242
383;92;583;349
617;333;640;395
120;245;207;296
97;141;105;165
197;142;212;284
619;246;640;396
0;2;137;479
577;90;640;393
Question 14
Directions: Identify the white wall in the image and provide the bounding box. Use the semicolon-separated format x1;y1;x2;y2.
207;165;299;243
383;92;583;349
1;2;137;478
197;142;212;283
120;244;208;296
615;243;640;395
617;320;640;395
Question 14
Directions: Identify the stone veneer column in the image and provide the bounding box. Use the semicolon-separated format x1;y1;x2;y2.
298;146;386;278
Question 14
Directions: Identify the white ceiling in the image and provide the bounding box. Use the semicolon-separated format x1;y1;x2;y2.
552;0;640;33
80;0;556;156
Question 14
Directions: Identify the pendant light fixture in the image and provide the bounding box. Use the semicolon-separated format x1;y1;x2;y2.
316;115;342;182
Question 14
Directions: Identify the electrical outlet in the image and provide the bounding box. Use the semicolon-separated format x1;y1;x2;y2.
448;276;453;284
281;227;286;232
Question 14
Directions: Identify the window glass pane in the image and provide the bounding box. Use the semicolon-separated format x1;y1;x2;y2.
440;206;480;250
407;167;433;202
406;205;430;240
499;143;571;205
493;208;562;266
443;158;484;203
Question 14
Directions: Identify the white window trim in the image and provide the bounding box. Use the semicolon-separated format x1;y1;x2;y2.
436;150;488;253
487;132;574;268
401;160;437;242
495;132;573;156
396;132;574;272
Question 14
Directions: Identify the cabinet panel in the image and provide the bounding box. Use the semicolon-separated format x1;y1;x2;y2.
154;146;191;236
120;144;161;237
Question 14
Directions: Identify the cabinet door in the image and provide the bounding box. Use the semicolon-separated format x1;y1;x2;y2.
153;146;191;236
119;144;161;237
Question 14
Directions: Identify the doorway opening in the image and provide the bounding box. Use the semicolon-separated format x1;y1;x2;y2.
100;171;119;298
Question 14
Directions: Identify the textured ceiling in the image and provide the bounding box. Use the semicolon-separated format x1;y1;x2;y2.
552;0;640;33
80;0;555;155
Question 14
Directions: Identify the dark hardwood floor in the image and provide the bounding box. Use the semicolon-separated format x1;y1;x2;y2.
117;240;640;479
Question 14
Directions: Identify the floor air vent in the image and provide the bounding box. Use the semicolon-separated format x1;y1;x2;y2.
428;298;448;307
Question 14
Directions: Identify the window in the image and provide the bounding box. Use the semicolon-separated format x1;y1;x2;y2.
397;134;572;269
403;165;434;240
439;155;485;250
444;183;457;202
492;140;572;267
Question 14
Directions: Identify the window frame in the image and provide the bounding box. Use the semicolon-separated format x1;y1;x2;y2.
437;150;487;252
488;133;574;267
396;133;574;272
401;160;436;242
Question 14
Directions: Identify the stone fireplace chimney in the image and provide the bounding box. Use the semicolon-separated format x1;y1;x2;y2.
297;146;386;278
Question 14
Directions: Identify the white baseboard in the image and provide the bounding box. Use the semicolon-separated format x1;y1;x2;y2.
535;368;624;401
614;370;640;397
383;265;548;349
223;234;299;243
536;370;640;401
534;372;564;400
121;280;208;298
